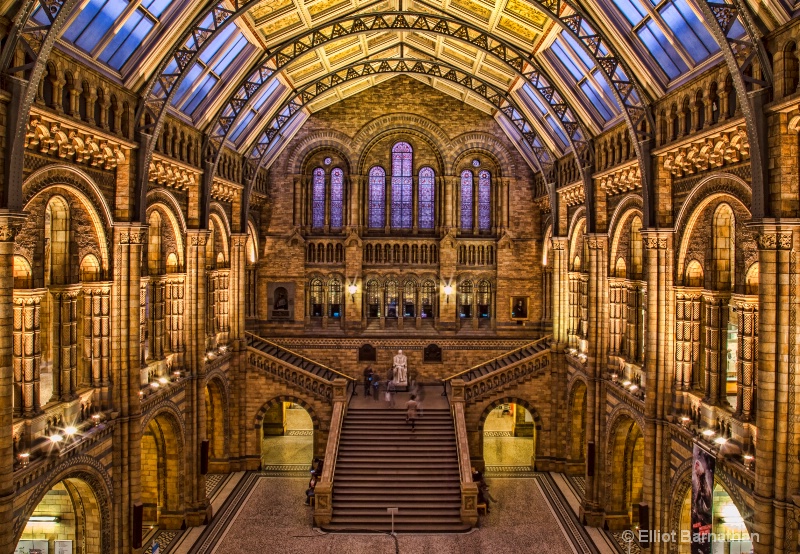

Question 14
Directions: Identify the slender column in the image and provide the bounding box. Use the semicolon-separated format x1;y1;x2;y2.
50;285;80;401
640;231;675;553
702;291;730;406
139;278;148;370
674;289;702;393
0;214;26;554
83;283;112;408
110;224;146;554
184;230;211;525
13;289;45;417
581;234;609;527
550;237;569;346
752;224;797;554
732;295;758;421
228;234;247;469
165;276;186;368
148;278;165;361
568;271;579;349
608;278;626;355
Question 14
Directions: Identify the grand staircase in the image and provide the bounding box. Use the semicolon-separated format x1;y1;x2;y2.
324;406;469;532
457;340;550;382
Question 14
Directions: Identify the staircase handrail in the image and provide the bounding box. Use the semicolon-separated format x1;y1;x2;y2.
449;379;478;527
441;335;551;383
245;332;356;382
313;378;349;527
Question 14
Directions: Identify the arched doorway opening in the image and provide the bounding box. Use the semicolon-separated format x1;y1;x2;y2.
678;482;752;553
141;412;185;530
607;415;644;530
205;380;228;472
17;476;104;553
482;403;536;470
260;402;315;470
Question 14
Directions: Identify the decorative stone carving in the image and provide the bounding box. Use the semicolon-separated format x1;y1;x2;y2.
25;114;127;170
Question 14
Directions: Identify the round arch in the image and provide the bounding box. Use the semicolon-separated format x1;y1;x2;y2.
476;396;544;467
449;133;514;179
14;457;113;553
141;407;186;529
285;130;358;175
205;374;231;464
566;377;588;471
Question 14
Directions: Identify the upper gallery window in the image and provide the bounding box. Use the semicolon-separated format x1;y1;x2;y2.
311;167;344;230
391;142;413;229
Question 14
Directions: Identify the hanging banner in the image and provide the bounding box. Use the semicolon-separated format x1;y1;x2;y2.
691;443;715;554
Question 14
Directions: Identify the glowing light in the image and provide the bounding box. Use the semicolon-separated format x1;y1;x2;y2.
49;434;64;443
64;426;78;436
29;516;59;522
702;429;715;437
348;284;357;295
623;380;631;387
629;384;638;391
714;437;727;445
743;454;754;461
158;377;168;385
150;382;160;389
444;285;453;295
680;417;691;422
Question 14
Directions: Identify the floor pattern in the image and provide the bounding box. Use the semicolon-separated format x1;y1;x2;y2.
186;472;606;554
143;529;182;554
205;474;225;499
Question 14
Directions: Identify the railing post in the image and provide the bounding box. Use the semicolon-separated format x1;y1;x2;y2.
314;377;349;527
450;378;478;528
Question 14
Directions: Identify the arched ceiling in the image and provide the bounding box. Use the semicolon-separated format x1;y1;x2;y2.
2;0;787;182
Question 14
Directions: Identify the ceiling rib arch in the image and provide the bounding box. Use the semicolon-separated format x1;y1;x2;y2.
203;13;592;181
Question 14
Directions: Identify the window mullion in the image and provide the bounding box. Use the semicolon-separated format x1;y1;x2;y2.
89;0;141;57
646;11;696;68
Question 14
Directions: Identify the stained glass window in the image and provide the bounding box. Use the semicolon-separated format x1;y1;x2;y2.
418;167;435;230
330;168;344;229
478;170;491;231
312;168;325;228
391;142;413;229
461;170;473;230
368;167;386;229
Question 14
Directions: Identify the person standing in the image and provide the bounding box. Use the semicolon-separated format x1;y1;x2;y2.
372;376;381;401
406;394;419;430
387;380;397;408
363;366;373;396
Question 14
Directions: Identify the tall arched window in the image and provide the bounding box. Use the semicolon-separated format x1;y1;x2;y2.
366;280;380;318
418;167;435;229
391;142;413;229
421;280;436;318
312;167;325;228
478;170;491;231
329;278;342;318
310;278;324;317
385;280;399;318
458;280;473;318
460;170;473;230
368;166;386;228
330;168;344;229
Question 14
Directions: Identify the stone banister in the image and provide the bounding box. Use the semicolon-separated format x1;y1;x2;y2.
313;378;349;527
449;379;478;527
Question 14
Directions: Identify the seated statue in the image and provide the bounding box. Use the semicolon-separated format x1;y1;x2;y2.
392;349;408;385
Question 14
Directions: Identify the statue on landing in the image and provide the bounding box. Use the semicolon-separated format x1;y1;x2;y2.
392;349;408;386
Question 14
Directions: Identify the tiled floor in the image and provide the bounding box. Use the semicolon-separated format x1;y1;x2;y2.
261;405;314;468
183;473;617;554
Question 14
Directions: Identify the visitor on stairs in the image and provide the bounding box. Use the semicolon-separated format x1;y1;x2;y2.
386;380;397;407
363;366;374;396
305;472;317;505
406;395;419;430
409;381;425;416
372;376;381;401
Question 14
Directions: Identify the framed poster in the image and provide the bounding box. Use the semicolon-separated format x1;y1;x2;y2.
510;296;528;320
15;540;49;554
691;443;715;554
268;282;295;321
54;541;72;554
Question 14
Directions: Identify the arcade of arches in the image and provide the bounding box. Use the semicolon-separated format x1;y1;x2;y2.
0;0;799;552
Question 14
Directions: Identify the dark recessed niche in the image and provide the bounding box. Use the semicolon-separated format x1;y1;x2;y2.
358;343;377;362
423;343;442;363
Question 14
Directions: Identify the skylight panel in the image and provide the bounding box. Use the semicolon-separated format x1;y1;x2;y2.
98;12;154;69
636;21;688;79
201;25;238;65
611;0;648;26
551;40;583;81
658;0;718;63
580;81;615;121
230;111;256;142
64;0;127;52
212;35;249;74
546;115;568;148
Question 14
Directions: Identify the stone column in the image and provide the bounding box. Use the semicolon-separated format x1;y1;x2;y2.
184;230;211;525
674;289;701;407
0;213;26;554
640;230;675;551
148;277;165;362
702;291;730;406
165;275;185;369
550;237;569;346
229;233;248;469
732;295;757;421
581;234;609;527
82;283;111;408
13;289;45;417
608;278;626;356
568;271;580;349
752;225;798;554
110;224;146;554
50;284;80;401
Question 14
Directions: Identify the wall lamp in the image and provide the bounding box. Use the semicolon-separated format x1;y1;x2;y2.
444;285;453;304
348;284;357;303
29;516;60;523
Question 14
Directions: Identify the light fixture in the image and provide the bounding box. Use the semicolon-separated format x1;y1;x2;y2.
64;426;78;436
158;377;168;385
49;434;64;444
702;429;715;437
444;285;452;304
29;516;60;522
18;452;30;466
623;380;631;387
629;384;638;392
714;437;727;445
150;382;160;389
743;454;754;461
348;284;357;303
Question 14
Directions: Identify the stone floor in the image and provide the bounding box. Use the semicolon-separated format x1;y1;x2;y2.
177;473;619;554
261;405;314;469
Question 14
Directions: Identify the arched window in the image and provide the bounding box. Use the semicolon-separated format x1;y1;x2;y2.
421;280;436;318
312;167;325;228
458;280;473;318
478;170;491;231
391;142;413;229
385;280;399;318
366;280;380;318
460;170;473;230
309;279;324;317
418;167;435;229
329;278;342;318
368;167;385;228
713;204;735;291
403;280;416;317
477;280;491;318
330;168;344;229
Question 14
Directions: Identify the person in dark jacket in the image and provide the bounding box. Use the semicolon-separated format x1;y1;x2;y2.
363;366;374;396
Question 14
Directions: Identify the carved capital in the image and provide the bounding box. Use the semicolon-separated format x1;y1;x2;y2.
190;235;209;246
119;232;146;244
0;213;27;242
550;237;568;251
643;237;667;250
757;232;792;250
